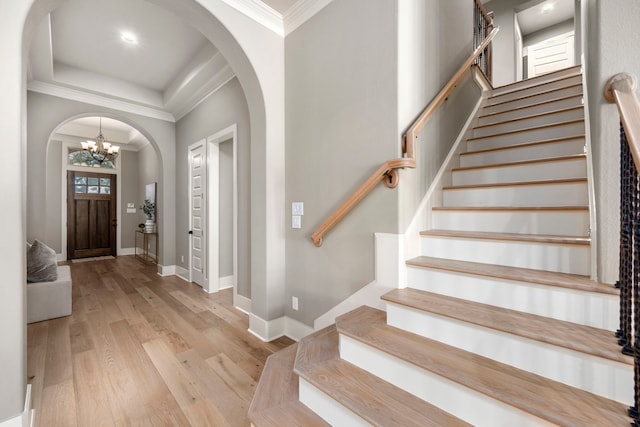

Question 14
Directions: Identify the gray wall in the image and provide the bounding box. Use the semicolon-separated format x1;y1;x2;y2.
137;144;160;227
219;139;233;278
397;0;480;231
285;0;399;325
586;0;640;284
485;0;520;87
175;77;251;297
523;18;574;48
27;91;176;265
121;150;140;249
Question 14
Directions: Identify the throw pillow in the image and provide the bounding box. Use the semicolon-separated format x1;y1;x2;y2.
27;240;58;283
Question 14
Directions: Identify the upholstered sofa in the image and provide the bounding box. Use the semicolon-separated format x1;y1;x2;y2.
27;265;72;323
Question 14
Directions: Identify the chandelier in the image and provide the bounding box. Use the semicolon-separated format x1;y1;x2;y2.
80;117;120;165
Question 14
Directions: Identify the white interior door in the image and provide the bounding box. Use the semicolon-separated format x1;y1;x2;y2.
527;32;575;78
188;140;207;287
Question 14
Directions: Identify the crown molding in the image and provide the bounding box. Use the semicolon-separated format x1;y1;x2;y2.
220;0;284;36
174;66;236;121
284;0;334;35
27;80;176;122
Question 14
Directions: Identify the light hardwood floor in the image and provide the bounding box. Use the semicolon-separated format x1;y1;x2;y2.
27;256;294;427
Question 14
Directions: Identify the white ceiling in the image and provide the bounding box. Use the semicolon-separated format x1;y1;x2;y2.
29;0;315;144
516;0;575;36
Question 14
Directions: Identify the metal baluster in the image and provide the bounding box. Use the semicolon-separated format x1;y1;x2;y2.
630;122;640;421
621;124;634;355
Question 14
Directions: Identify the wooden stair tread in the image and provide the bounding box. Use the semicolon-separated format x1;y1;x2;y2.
466;119;584;143
294;326;471;427
249;344;328;427
420;229;590;245
382;288;631;365
336;306;631;426
490;65;581;95
486;83;583;110
406;255;617;295
478;94;583;120
254;401;329;427
461;135;585;156
489;71;582;100
473;106;584;131
443;177;587;190
451;153;586;173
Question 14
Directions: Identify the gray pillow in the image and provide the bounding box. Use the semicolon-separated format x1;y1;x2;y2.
27;240;58;283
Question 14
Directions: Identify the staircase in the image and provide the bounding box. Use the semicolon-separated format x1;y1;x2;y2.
249;66;634;426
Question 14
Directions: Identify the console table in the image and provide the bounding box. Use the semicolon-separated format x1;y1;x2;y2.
135;230;158;264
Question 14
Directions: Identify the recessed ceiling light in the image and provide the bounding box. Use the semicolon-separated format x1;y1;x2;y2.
121;31;138;45
542;3;555;13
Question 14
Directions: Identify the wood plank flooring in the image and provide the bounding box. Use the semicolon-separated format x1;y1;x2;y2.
27;255;294;427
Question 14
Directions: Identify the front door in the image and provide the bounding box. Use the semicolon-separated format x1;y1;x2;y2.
189;140;207;287
67;171;117;259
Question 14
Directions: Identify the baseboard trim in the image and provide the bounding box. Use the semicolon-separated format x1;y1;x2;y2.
157;264;176;277
234;293;252;315
248;314;314;342
0;385;33;427
175;266;190;282
118;247;135;256
219;275;234;290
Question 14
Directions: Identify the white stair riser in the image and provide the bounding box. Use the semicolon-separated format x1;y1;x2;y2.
431;209;589;236
420;236;590;275
478;96;583;126
298;378;369;427
491;68;581;97
467;121;585;152
460;138;585;168
452;158;586;186
385;304;633;405
472;109;584;138
443;182;588;208
484;85;583;116
488;75;582;105
339;335;557;427
406;267;618;331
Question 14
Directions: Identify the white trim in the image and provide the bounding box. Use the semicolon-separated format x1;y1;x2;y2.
219;275;234;290
175;266;191;282
27;80;175;123
284;0;334;35
248;313;314;342
157;264;176;277
249;313;285;341
174;71;236;121
234;293;252;315
60;141;121;262
207;125;239;297
284;317;315;341
0;385;32;427
119;247;135;256
220;0;284;36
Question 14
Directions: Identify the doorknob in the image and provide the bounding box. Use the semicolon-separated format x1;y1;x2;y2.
188;230;193;235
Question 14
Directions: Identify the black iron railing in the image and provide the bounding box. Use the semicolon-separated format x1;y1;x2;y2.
473;0;493;82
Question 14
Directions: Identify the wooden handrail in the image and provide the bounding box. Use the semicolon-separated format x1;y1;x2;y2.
311;26;499;247
605;73;640;171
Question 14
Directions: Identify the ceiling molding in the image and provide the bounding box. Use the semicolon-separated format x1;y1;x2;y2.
221;0;284;36
27;80;176;123
175;69;237;121
283;0;334;35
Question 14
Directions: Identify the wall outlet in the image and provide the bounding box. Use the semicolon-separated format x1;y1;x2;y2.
292;215;302;229
292;296;299;311
181;255;184;263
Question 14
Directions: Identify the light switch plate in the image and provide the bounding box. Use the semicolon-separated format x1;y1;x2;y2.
292;215;302;229
292;202;304;216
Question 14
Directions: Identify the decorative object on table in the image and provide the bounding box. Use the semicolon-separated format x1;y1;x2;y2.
79;117;120;166
138;223;145;231
141;199;156;232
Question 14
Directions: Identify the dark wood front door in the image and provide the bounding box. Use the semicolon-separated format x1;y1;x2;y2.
67;171;117;259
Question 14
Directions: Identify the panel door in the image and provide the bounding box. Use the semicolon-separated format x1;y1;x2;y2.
67;171;117;259
189;141;207;287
